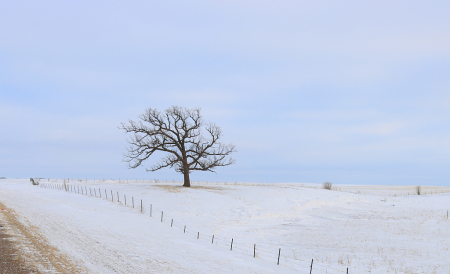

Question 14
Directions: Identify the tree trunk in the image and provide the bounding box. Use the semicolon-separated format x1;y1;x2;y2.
183;172;190;187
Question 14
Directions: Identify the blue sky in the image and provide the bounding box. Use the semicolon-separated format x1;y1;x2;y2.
1;1;450;185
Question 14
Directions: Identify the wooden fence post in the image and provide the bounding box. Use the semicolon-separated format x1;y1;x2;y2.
310;259;313;274
230;238;233;251
277;248;281;265
161;211;163;222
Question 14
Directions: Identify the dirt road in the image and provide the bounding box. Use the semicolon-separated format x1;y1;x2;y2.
0;202;84;274
0;219;36;273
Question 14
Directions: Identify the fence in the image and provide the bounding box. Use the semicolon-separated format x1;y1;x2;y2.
37;181;352;273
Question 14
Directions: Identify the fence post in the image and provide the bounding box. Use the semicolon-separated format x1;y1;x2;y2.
132;197;134;208
230;238;233;251
99;188;101;198
277;248;281;265
254;244;256;258
117;192;119;202
161;211;163;222
212;235;214;244
150;204;152;217
141;200;143;213
184;225;186;233
105;189;107;199
171;219;173;227
111;190;113;202
310;259;313;274
197;232;199;239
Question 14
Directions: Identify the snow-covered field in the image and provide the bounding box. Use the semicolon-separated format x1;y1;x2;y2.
1;179;450;273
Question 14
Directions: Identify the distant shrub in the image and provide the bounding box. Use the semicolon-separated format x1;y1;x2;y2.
323;181;332;190
415;186;421;195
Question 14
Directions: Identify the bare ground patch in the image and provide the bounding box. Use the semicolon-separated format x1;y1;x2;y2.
151;184;228;193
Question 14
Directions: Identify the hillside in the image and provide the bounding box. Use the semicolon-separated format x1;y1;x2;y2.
1;179;449;273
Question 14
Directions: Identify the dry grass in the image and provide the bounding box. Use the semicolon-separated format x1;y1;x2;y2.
415;186;421;195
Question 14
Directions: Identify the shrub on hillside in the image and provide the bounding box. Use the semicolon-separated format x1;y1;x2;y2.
323;181;332;190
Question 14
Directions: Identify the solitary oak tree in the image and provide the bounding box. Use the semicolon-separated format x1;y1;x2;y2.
120;106;236;187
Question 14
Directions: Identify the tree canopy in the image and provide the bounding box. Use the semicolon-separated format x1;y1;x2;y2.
120;106;235;187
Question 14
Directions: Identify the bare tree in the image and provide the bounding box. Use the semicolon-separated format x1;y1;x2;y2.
120;106;236;187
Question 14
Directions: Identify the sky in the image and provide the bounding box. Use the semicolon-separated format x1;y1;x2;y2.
1;1;450;185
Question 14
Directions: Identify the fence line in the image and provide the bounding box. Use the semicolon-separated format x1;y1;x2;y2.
37;181;355;273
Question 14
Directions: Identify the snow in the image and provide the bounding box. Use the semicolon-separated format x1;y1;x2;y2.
1;179;450;273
